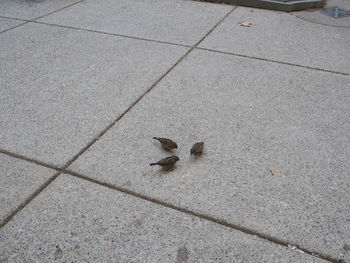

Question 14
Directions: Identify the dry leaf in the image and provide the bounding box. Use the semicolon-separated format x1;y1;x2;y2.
269;169;275;176
239;21;252;27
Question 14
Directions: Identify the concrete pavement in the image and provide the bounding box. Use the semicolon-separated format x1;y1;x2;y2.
1;0;349;262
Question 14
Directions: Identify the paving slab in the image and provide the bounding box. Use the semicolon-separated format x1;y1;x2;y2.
0;18;24;32
37;0;232;46
0;153;56;223
0;22;188;166
0;174;326;262
69;49;350;261
0;0;81;20
199;6;350;74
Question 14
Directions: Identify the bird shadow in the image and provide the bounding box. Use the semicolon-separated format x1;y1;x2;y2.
159;166;178;174
148;165;179;176
152;141;177;153
189;152;205;162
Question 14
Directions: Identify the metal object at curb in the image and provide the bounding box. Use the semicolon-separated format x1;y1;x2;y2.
321;8;350;18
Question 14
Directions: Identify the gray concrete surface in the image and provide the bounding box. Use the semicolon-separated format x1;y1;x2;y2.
0;22;188;165
199;6;350;74
0;18;23;32
1;0;349;262
0;153;56;222
0;0;81;20
69;49;350;261
37;0;232;45
0;175;326;262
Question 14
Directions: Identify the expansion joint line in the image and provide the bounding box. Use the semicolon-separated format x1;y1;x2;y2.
0;0;84;34
0;148;342;262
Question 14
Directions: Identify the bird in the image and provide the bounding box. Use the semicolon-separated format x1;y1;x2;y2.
190;142;204;156
150;156;180;169
153;137;178;151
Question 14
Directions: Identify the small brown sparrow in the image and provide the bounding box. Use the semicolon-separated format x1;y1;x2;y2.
150;156;179;169
153;137;178;151
190;142;204;155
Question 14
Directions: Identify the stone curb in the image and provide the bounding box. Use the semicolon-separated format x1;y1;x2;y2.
198;0;324;12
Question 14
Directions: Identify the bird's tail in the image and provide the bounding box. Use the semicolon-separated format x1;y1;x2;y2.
150;163;156;166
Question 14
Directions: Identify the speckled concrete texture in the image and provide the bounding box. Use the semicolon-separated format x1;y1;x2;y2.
37;0;232;45
69;49;350;261
0;175;326;262
0;0;81;20
0;22;188;166
1;0;349;261
0;153;55;222
0;18;23;32
199;6;350;74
